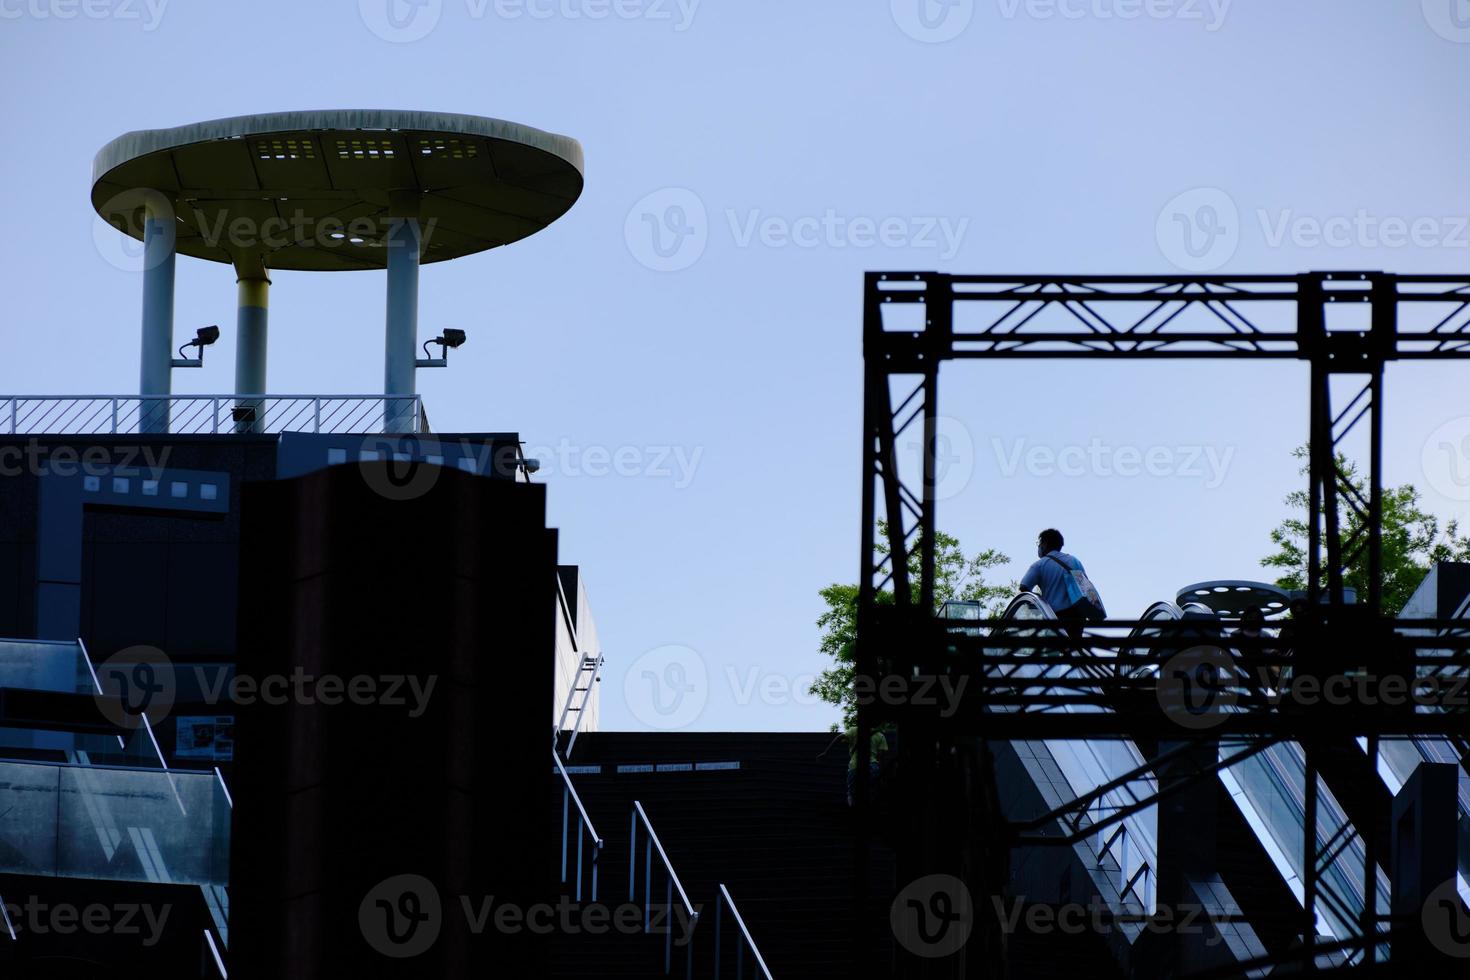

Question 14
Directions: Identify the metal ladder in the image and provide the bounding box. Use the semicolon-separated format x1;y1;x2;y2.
555;651;604;759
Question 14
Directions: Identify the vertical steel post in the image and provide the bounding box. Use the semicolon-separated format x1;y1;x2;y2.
139;206;176;434
1303;742;1319;972
384;216;420;433
234;274;270;433
918;274;952;613
576;828;584;903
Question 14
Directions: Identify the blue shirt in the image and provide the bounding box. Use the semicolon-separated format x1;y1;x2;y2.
1020;550;1089;614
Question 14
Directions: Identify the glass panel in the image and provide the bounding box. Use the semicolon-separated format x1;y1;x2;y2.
0;761;228;887
0;639;92;694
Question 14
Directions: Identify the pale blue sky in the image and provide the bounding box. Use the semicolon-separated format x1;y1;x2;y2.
3;1;1469;731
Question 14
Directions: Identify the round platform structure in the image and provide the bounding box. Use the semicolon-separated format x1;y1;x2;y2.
1175;580;1291;619
91;110;584;274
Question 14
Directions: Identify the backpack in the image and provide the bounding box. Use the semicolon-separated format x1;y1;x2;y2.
1048;555;1106;621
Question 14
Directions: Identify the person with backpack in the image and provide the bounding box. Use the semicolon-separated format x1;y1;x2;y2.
1018;528;1107;637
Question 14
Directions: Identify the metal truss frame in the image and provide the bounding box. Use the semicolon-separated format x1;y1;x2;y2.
853;272;1470;977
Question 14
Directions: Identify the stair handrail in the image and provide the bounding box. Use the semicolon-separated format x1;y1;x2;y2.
630;800;698;976
554;748;603;902
714;883;773;979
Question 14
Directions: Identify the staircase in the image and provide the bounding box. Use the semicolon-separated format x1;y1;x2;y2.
549;732;893;977
0;637;230;976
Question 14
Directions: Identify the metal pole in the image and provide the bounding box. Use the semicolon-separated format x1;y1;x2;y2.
1361;733;1379;961
384;216;420;434
139;206;176;434
1303;742;1318;973
235;273;270;433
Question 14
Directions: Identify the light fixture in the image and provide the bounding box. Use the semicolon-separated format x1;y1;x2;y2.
416;329;468;368
172;325;220;368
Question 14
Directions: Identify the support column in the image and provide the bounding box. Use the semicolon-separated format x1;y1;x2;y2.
139;206;176;434
234;273;270;433
1391;764;1461;968
384;215;421;433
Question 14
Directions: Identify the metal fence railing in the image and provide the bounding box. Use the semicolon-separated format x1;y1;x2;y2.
555;750;603;903
630;801;699;976
714;884;774;980
0;395;425;435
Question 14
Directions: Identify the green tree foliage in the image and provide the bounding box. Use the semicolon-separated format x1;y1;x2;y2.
1263;446;1470;615
809;521;1012;729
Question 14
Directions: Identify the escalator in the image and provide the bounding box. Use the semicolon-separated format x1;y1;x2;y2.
976;594;1381;973
977;596;1283;975
1119;601;1390;962
1377;589;1470;910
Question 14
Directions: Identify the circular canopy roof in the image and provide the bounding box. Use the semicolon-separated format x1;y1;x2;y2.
92;110;583;275
1176;580;1291;619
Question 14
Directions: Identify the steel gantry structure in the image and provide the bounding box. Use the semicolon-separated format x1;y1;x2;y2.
852;272;1470;978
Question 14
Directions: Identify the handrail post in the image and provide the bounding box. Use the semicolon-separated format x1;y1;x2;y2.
561;785;569;884
666;878;673;973
629;809;637;902
576;825;585;903
212;397;219;434
313;397;321;432
110;398;118;434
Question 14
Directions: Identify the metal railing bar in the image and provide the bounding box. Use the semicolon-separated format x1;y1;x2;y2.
275;401;314;432
632;801;696;920
337;400;378;433
716;884;773;980
314;399;355;430
554;751;603;847
173;401;213;433
0;396;435;436
73;400;113;433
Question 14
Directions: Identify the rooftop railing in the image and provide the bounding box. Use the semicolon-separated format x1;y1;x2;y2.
0;394;425;435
